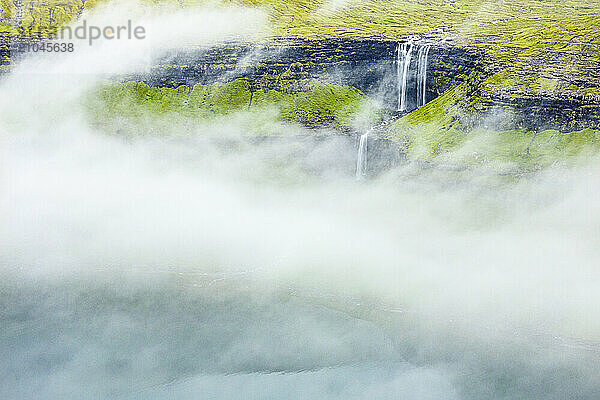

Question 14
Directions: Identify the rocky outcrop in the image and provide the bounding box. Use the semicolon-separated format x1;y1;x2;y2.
137;38;483;114
132;36;600;132
3;0;600;134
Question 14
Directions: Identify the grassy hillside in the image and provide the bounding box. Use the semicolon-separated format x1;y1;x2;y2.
2;0;599;41
3;0;600;168
3;1;599;94
88;78;381;133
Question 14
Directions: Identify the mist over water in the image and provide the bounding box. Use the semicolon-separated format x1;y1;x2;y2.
1;3;600;400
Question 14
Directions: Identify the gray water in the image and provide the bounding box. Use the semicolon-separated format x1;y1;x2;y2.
2;264;600;400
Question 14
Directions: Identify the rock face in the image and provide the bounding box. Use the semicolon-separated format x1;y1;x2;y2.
2;0;600;134
133;37;600;132
137;38;483;114
479;95;600;132
465;36;600;132
3;2;599;134
3;31;599;132
0;35;9;65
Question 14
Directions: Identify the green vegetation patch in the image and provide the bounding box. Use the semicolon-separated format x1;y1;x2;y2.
388;75;600;169
388;71;486;157
88;78;382;134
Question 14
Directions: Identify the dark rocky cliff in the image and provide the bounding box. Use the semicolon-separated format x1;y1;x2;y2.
3;1;600;138
137;38;482;113
131;37;600;132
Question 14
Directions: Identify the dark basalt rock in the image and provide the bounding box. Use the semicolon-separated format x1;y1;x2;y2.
138;38;600;131
136;38;484;113
4;32;599;132
0;35;11;66
483;95;600;132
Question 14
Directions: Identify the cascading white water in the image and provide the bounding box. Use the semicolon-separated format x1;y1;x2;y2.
397;41;432;111
416;44;431;108
396;41;413;112
355;131;369;179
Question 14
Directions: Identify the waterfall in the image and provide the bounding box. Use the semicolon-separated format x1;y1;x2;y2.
396;42;414;112
355;131;369;180
416;44;431;108
397;41;432;111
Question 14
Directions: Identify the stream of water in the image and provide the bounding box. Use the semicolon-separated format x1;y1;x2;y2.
355;130;369;179
397;41;432;112
396;41;413;112
416;44;431;108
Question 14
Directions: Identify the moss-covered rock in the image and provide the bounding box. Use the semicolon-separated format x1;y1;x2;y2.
88;77;382;132
4;0;600;167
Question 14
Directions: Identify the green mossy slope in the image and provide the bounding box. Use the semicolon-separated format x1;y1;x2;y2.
389;81;600;169
4;0;600;166
88;78;381;133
